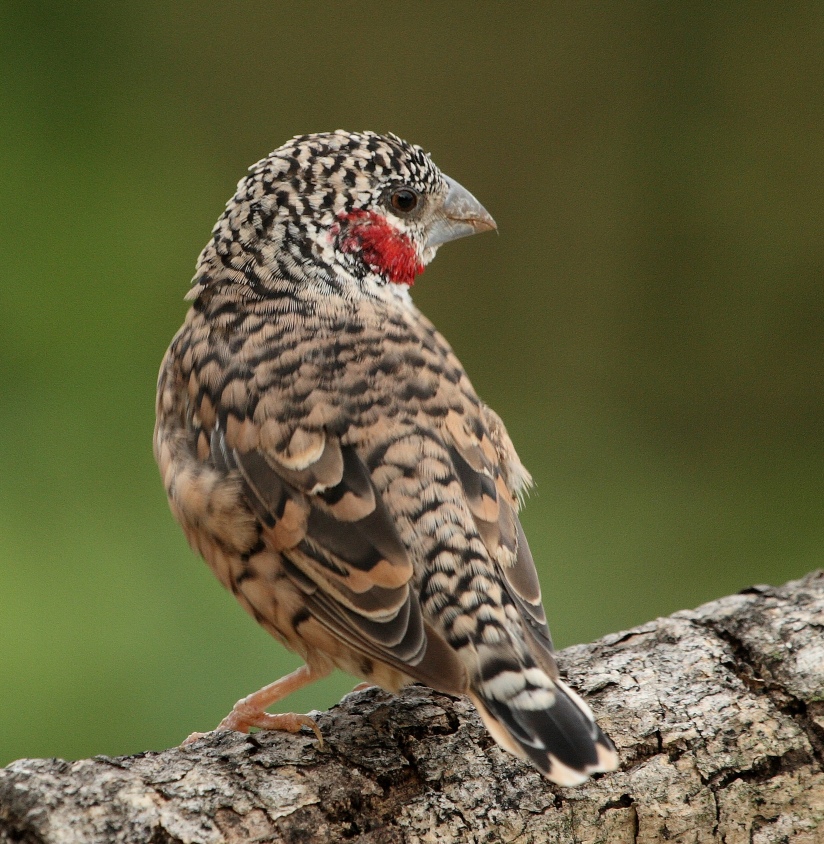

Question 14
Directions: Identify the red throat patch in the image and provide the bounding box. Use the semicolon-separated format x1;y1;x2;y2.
338;210;424;286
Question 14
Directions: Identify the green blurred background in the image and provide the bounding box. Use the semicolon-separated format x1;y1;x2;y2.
1;4;822;767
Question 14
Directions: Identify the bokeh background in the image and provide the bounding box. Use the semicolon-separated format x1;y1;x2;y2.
1;4;822;767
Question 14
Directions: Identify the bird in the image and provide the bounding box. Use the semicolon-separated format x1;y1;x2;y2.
154;130;619;786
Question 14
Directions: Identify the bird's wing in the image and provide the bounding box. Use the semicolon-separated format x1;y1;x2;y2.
211;419;467;695
441;407;557;675
439;406;619;784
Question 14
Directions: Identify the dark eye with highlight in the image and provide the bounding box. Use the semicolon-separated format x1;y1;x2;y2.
390;187;420;214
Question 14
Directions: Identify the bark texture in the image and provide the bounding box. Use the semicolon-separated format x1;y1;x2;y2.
2;572;823;844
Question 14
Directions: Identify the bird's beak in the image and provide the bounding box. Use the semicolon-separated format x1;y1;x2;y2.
426;175;497;249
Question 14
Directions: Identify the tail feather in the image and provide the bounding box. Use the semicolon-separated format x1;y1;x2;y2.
471;659;618;786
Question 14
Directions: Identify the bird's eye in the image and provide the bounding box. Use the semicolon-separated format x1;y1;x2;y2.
390;187;420;214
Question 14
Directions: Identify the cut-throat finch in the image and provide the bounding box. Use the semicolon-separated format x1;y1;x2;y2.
155;130;618;785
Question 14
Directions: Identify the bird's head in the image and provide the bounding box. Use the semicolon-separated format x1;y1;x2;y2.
189;130;496;301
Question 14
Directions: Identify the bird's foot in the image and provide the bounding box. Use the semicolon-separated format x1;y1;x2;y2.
217;700;323;744
180;663;327;747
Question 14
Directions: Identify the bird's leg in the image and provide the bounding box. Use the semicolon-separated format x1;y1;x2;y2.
183;663;329;746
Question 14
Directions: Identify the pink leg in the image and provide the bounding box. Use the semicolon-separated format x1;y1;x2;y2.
183;663;329;746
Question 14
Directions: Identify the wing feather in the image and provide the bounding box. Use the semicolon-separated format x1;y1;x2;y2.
213;422;465;692
442;408;556;674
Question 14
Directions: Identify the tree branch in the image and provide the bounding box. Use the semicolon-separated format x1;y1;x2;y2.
2;572;823;843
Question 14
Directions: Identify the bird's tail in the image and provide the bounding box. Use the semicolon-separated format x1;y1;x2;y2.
469;650;618;786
